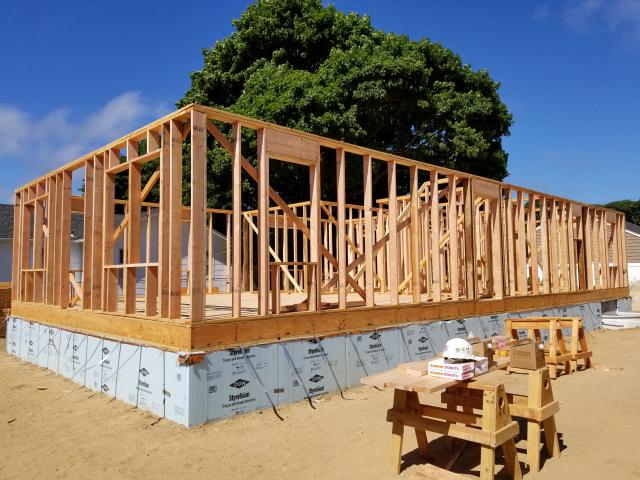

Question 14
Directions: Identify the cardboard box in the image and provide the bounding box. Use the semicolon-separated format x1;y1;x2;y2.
490;335;510;349
428;357;489;380
509;342;545;370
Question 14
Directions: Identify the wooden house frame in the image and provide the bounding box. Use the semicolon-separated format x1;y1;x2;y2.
10;104;628;351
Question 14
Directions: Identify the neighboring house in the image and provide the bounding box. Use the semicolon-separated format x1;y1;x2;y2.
0;203;229;293
0;203;88;283
625;221;640;283
0;204;14;282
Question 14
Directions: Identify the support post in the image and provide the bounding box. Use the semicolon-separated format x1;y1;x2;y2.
336;148;347;309
430;169;441;302
91;155;105;310
59;170;72;307
309;160;321;311
463;179;476;299
232;123;242;317
387;161;399;305
168;119;183;319
189;109;207;322
103;149;118;311
125;139;140;314
363;154;374;307
529;193;539;295
448;175;459;300
32;184;45;303
159;123;171;317
257;128;269;315
409;166;421;302
82;159;94;308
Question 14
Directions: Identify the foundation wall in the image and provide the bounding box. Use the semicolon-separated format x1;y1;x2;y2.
5;297;629;428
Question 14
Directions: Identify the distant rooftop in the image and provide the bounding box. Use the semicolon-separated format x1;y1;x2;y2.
626;221;640;237
0;203;84;240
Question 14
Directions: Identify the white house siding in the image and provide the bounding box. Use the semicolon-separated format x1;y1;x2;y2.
103;213;228;296
626;230;640;284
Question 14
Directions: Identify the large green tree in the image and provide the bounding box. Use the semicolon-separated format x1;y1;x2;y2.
603;199;639;224
179;0;512;209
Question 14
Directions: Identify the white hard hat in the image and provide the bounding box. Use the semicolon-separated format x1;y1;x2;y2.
443;338;474;360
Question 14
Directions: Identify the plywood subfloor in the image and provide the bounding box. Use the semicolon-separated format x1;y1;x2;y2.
71;290;462;321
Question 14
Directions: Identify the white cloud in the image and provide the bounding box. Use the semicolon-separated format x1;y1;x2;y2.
565;0;640;47
532;3;551;21
565;0;604;29
0;91;171;192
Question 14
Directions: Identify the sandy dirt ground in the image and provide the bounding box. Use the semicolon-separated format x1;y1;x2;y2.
1;328;640;480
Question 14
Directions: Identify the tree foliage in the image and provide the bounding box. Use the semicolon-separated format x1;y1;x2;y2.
179;0;512;209
603;199;640;224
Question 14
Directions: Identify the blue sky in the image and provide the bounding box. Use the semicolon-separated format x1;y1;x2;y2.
0;0;638;204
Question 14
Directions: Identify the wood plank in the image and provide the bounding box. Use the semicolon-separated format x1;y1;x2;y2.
257;128;270;315
32;185;45;303
336;148;347;309
168;119;183;319
516;191;527;294
189;109;207;322
309;160;321;311
409;166;421;302
388;161;399;305
549;200;559;292
19;194;31;301
363;154;374;307
232;123;243;316
266;127;320;165
59;170;72;308
583;207;593;289
45;178;57;304
82;158;94;308
448;175;459;300
505;189;515;296
567;204;577;291
558;202;568;291
529;193;539;295
104;147;161;174
53;174;63;306
415;464;467;480
159;122;171;317
430;170;441;302
144;131;160;316
490;199;503;298
125;139;140;314
103;149;118;311
464;179;476;299
540;197;550;293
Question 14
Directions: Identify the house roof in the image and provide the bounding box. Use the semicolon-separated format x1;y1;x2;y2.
626;221;640;237
0;203;84;240
0;204;12;239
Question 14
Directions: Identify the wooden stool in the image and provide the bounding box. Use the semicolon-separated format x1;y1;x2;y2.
443;367;561;473
386;384;522;480
505;317;592;378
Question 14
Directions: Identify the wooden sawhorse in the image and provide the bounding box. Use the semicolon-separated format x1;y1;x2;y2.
505;317;592;378
386;383;522;480
443;367;561;473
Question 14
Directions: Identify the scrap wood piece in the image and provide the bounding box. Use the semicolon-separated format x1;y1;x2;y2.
445;441;468;471
397;360;430;376
415;464;467;479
